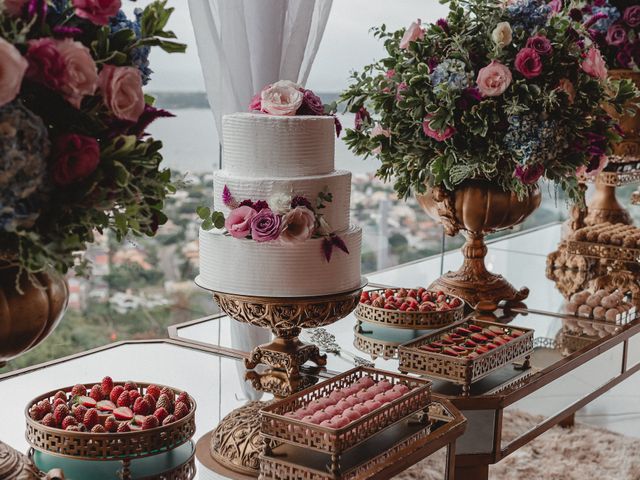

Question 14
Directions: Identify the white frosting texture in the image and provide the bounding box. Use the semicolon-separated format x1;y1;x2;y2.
222;113;335;176
197;226;363;297
213;170;352;232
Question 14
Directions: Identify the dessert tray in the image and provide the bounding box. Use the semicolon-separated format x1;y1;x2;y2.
260;366;432;475
25;378;196;480
260;399;466;480
353;321;433;360
563;288;637;323
398;319;534;394
580;169;640;186
567;223;640;263
355;288;465;329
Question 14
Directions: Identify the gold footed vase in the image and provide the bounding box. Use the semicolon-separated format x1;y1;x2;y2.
417;180;541;307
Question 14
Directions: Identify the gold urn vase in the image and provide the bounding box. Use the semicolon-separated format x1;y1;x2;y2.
416;180;541;307
0;265;68;367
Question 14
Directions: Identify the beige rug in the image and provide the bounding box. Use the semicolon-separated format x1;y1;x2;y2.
396;410;640;480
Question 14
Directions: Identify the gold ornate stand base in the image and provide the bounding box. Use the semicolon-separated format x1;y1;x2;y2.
428;233;529;307
0;441;62;479
584;183;632;226
244;369;318;398
213;283;365;377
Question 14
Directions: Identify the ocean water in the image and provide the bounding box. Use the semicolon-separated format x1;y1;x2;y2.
146;109;373;175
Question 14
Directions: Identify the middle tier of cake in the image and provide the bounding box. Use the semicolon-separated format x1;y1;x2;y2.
214;170;352;232
197;225;363;297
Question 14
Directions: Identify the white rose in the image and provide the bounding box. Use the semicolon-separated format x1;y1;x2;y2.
269;192;292;214
280;207;316;244
260;81;303;116
491;22;512;48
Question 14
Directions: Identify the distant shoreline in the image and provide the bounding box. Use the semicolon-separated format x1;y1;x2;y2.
149;91;341;110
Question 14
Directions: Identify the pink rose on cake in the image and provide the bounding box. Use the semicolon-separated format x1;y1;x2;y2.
280;206;316;244
250;208;282;242
225;205;257;239
260;80;304;116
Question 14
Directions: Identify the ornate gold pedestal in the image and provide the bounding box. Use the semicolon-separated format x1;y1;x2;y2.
0;441;62;479
213;283;365;377
417;181;540;307
582;171;640;226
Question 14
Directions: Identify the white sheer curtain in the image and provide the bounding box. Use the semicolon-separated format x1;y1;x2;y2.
188;0;333;138
188;0;333;399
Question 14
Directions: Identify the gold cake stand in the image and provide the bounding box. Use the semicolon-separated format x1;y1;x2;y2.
210;280;366;377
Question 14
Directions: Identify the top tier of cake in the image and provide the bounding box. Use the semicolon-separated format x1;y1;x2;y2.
222;113;335;177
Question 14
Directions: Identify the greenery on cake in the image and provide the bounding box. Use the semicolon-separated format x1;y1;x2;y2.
0;0;185;282
340;0;638;203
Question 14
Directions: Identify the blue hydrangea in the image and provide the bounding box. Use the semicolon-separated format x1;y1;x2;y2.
591;5;622;33
430;59;471;94
110;10;153;85
503;114;568;166
50;0;68;14
506;0;552;31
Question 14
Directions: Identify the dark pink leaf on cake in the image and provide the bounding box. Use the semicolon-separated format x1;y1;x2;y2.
331;235;349;255
322;238;333;262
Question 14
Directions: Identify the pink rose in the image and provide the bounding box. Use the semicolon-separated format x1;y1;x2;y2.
250;208;282;242
51;134;100;186
606;23;627;47
624;6;640;28
400;19;424;49
248;91;262;111
98;65;145;122
514;164;544;185
476;60;512;97
581;47;607;81
4;0;28;16
515;48;543;79
25;38;66;91
0;38;28;107
280;206;316;244
548;0;562;14
72;0;121;25
422;116;455;142
260;80;303;116
370;123;390;138
56;39;98;108
224;206;257;239
299;89;325;116
557;78;576;104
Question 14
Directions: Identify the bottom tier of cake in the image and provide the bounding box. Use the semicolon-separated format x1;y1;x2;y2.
197;226;362;297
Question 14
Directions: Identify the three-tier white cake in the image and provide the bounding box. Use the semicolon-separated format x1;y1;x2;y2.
197;112;362;297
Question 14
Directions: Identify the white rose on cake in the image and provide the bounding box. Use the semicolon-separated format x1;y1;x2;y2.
260;80;304;116
269;192;292;214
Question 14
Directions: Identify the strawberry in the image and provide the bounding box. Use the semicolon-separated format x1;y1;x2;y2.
493;337;508;346
449;333;464;342
417;287;426;296
153;407;169;423
128;390;141;403
160;387;174;399
101;376;114;396
143;394;157;411
468;324;483;332
440;339;454;345
488;326;505;334
146;384;161;400
133;397;151;415
39;399;52;414
511;329;524;337
384;289;394;299
397;288;408;298
407;289;418;299
54;390;67;402
96;400;115;412
174;402;189;419
156;393;172;411
419;303;433;312
29;404;46;421
53;398;66;409
133;414;146;425
104;416;118;432
91;424;106;433
442;348;460;357
73;405;88;423
71;384;86;397
78;396;97;408
370;292;379;300
117;391;131;408
475;346;489;354
41;413;57;427
113;407;133;421
89;384;103;402
451;345;467;353
162;415;176;426
399;303;408;311
83;409;99;429
360;292;370;303
66;425;81;431
54;404;69;425
62;416;78;430
129;422;142;431
110;385;125;404
430;341;446;348
384;303;397;310
176;392;190;407
141;415;159;430
124;381;138;392
482;329;497;339
485;343;498;350
464;339;477;348
406;307;417;312
117;422;131;433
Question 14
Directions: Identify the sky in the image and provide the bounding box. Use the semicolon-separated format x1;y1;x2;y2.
124;0;449;93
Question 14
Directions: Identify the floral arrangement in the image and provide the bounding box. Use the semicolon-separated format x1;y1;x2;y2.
340;0;637;202
250;80;342;137
0;0;185;280
198;186;349;262
565;0;639;70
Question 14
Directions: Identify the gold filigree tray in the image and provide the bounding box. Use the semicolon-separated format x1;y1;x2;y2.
398;319;534;394
25;382;196;463
260;367;431;458
579;170;640;187
355;289;465;329
260;399;465;480
566;239;640;263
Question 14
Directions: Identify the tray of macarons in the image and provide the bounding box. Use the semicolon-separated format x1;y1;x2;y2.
260;366;431;455
398;319;534;392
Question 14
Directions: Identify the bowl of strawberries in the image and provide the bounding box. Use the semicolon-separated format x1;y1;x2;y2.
356;287;465;329
25;377;196;461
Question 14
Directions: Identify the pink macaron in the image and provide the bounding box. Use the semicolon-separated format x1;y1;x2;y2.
355;389;375;402
392;384;410;395
302;414;318;424
383;390;402;402
357;376;375;388
364;399;382;411
344;395;360;407
342;407;361;422
324;405;342;417
378;380;393;391
373;393;387;403
328;390;346;403
311;410;331;424
341;385;359;397
353;404;370;416
330;415;350;428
